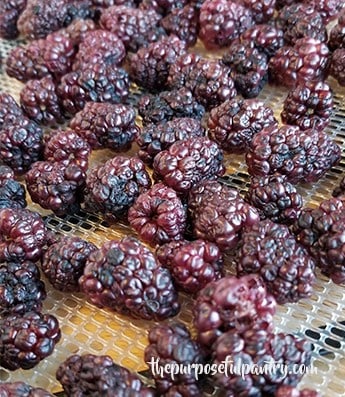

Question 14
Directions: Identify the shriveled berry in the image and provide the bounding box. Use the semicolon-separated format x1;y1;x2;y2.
0;179;27;210
0;0;27;39
0;165;15;183
328;8;345;50
241;0;276;24
140;0;189;15
305;0;343;23
329;48;345;86
0;93;24;129
0;382;53;396
60;18;96;44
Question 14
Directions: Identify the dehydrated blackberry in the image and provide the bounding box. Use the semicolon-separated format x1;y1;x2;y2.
84;156;152;222
128;183;187;246
0;260;46;316
0;93;24;129
245;174;303;224
156;239;188;268
0;311;61;370
137;117;205;165
44;129;91;172
138;87;205;125
0;117;44;175
20;75;65;126
140;0;189;15
56;353;155;397
329;48;345;86
153;136;224;196
60;18;96;44
73;29;126;71
167;53;237;109
275;386;321;397
0;165;15;183
129;35;187;92
188;180;260;251
193;274;276;349
160;4;199;47
241;0;276;23
0;382;53;397
0;0;27;39
0;179;27;209
268;37;330;87
100;5;164;52
57;63;129;115
246;124;341;184
79;236;180;320
25;161;86;216
207;98;277;153
198;0;254;50
305;0;343;23
333;176;345;197
281;80;333;131
41;236;97;292
144;323;205;395
328;9;345;50
212;329;312;396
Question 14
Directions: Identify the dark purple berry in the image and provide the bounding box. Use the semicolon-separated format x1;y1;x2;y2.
0;382;53;396
0;166;26;209
275;386;322;397
242;0;276;23
0;165;15;183
140;0;189;15
59;18;97;44
79;236;180;320
0;93;24;129
305;0;343;23
0;0;27;39
329;48;345;86
328;9;345;50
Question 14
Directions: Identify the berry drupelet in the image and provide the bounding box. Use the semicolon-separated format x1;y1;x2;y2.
193;274;276;349
129;35;187;93
198;0;254;50
0;0;27;39
83;156;152;223
56;353;156;397
79;236;180;320
153;136;225;196
128;183;187;247
246;124;341;184
0;93;24;129
25;161;86;216
207;98;277;154
329;48;345;86
188;180;260;251
0;260;46;316
275;386;322;397
43;129;91;172
69;102;139;151
41;236;97;292
281;80;334;131
138;87;205;126
144;323;205;396
245;174;303;225
241;0;276;24
0;311;61;370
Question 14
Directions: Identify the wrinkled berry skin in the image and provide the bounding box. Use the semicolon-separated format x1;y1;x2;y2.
41;236;97;292
79;237;180;320
56;353;156;397
0;382;53;397
193;274;276;350
0;93;24;129
0;0;27;39
84;156;152;223
329;48;345;86
128;183;187;247
0;178;27;210
0;311;61;370
0;208;47;263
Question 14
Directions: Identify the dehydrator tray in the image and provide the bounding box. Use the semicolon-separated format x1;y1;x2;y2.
0;35;344;396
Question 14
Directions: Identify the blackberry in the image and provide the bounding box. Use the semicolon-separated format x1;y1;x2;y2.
41;236;97;292
328;9;345;50
60;18;96;44
137;117;205;165
241;0;276;24
69;102;138;150
207;98;277;154
73;29;126;71
212;329;312;396
129;35;187;92
156;239;188;269
0;0;27;39
0;382;53;397
333;176;345;197
275;386;321;397
329;48;345;86
128;183;187;246
43;129;91;172
167;53;237;109
93;0;137;7
25;161;86;216
56;353;155;397
140;0;189;15
0;93;24;129
79;236;180;320
246;124;341;184
236;219;315;303
268;37;330;87
144;323;205;395
0;178;27;210
198;0;254;50
0;260;46;316
240;23;285;58
20;76;65;126
57;63;129;115
99;5;164;52
245;174;303;224
0;117;44;175
193;274;276;349
0;165;15;183
188;180;260;251
153;136;225;196
138;87;205;126
0;311;61;370
305;0;343;23
281;80;333;131
84;156;152;223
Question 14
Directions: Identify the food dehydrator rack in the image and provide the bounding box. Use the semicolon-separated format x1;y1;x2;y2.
0;36;344;396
